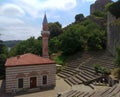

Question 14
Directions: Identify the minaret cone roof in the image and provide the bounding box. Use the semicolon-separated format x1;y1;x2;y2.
43;14;48;25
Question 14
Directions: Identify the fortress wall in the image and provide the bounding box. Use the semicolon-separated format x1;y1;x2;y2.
107;12;120;56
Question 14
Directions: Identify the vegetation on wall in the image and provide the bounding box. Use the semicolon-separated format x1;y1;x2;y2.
108;0;120;18
92;10;107;18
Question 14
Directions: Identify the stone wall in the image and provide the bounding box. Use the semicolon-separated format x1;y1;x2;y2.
107;12;120;56
6;64;56;93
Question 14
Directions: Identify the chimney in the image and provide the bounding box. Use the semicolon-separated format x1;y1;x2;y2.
17;55;20;59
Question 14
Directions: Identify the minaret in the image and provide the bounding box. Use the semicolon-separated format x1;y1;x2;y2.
41;14;50;58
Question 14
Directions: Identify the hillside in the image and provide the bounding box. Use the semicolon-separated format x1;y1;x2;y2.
3;40;21;48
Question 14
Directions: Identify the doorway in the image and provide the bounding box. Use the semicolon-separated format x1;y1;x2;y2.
30;77;37;88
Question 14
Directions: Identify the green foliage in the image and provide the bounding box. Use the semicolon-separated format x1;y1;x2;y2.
60;24;85;55
94;63;110;75
108;0;120;18
92;10;107;18
9;37;42;57
53;54;67;65
105;2;113;11
48;22;63;38
49;37;60;54
87;29;106;50
0;40;8;77
75;14;84;22
57;18;106;55
94;63;101;73
100;67;110;75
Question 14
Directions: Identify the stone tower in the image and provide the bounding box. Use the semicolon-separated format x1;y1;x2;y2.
41;14;50;58
90;0;112;14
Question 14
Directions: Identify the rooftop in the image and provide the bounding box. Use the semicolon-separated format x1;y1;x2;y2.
5;53;55;67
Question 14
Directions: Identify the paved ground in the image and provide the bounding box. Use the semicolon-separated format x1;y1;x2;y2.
0;76;71;97
72;84;93;92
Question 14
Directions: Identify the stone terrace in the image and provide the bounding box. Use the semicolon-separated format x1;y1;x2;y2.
61;84;120;97
58;51;115;86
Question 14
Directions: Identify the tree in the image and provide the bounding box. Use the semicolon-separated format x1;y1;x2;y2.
0;40;8;77
60;25;84;55
9;37;42;57
87;29;106;50
75;14;84;22
49;37;60;54
48;22;63;38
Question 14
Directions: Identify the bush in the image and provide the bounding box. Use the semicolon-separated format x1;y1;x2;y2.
94;64;101;74
94;64;110;75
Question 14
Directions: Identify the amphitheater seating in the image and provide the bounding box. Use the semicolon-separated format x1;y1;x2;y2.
57;67;79;78
61;84;120;97
61;90;90;97
58;51;115;86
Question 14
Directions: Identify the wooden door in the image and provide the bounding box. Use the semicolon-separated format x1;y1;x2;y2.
30;77;36;88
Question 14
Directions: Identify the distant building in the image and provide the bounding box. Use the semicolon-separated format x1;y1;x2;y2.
90;0;112;14
5;14;56;93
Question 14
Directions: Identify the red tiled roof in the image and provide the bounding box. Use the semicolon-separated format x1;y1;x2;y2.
5;53;55;67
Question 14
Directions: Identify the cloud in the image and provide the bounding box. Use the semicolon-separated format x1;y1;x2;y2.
0;15;39;40
0;0;77;40
0;24;40;41
13;0;77;18
0;3;25;17
81;0;96;3
0;16;24;26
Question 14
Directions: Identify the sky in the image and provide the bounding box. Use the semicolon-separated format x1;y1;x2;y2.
0;0;117;41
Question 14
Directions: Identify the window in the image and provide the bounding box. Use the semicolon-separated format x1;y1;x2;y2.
42;75;47;85
18;78;23;88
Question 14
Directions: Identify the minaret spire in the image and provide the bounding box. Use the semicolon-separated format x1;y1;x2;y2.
43;13;49;31
41;14;50;58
